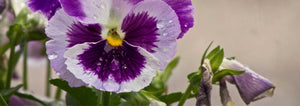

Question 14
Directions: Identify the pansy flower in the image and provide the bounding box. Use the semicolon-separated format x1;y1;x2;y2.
27;0;61;19
43;0;194;92
220;58;275;104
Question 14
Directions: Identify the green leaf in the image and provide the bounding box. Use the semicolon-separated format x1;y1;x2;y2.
187;72;201;87
1;84;23;100
206;46;220;60
65;93;78;106
161;56;180;83
27;30;47;41
15;92;48;105
0;43;10;56
200;41;213;70
159;92;183;105
0;94;8;106
49;79;99;105
110;93;121;106
210;49;224;73
212;69;245;84
120;92;150;106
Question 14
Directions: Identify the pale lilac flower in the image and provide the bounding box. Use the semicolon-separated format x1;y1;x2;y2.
220;58;275;104
45;0;194;92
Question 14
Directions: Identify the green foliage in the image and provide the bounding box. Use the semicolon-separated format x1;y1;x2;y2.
212;69;245;84
1;84;22;100
0;94;8;106
209;49;224;73
49;79;99;106
144;57;180;96
159;92;183;105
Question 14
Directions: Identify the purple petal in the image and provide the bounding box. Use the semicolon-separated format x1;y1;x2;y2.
67;22;102;47
46;9;87;87
197;59;212;106
64;41;160;92
219;78;236;106
122;12;159;53
27;0;61;19
221;59;275;104
128;0;181;70
163;0;194;39
59;0;133;24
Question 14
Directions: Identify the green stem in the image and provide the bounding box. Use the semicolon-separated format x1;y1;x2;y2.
55;88;61;100
178;84;193;106
23;40;28;90
0;94;8;106
46;59;51;97
103;92;111;106
5;41;16;89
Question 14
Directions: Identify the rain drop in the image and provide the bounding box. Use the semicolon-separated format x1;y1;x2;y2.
184;24;188;28
157;23;164;29
168;20;173;23
163;33;168;36
48;52;58;60
110;59;120;71
122;65;127;70
99;57;103;61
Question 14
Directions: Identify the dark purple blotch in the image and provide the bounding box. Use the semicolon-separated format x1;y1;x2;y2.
27;0;61;19
78;41;146;83
59;0;86;20
122;12;159;53
67;22;102;47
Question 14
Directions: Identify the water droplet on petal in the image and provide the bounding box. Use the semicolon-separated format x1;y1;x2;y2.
96;67;101;72
110;59;120;71
168;20;173;23
163;33;168;36
184;24;188;28
99;57;103;61
122;65;127;70
48;53;58;60
157;23;164;29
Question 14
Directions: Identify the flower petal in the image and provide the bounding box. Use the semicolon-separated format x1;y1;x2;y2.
123;0;181;70
64;41;160;92
46;9;95;87
162;0;194;39
27;0;61;19
59;0;133;24
221;59;275;104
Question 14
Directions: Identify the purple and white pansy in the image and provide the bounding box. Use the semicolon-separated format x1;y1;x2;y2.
28;0;194;92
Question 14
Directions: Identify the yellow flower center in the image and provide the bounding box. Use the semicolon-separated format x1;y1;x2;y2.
106;28;123;47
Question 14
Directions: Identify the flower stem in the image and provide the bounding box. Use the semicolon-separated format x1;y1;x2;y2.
55;88;61;100
23;40;28;90
45;59;51;97
103;92;111;106
0;94;8;106
178;84;193;106
5;40;16;89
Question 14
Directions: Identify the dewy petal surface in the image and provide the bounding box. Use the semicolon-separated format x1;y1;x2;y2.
125;0;181;70
162;0;194;39
46;9;93;87
59;0;133;24
27;0;61;19
221;58;275;104
64;41;160;92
